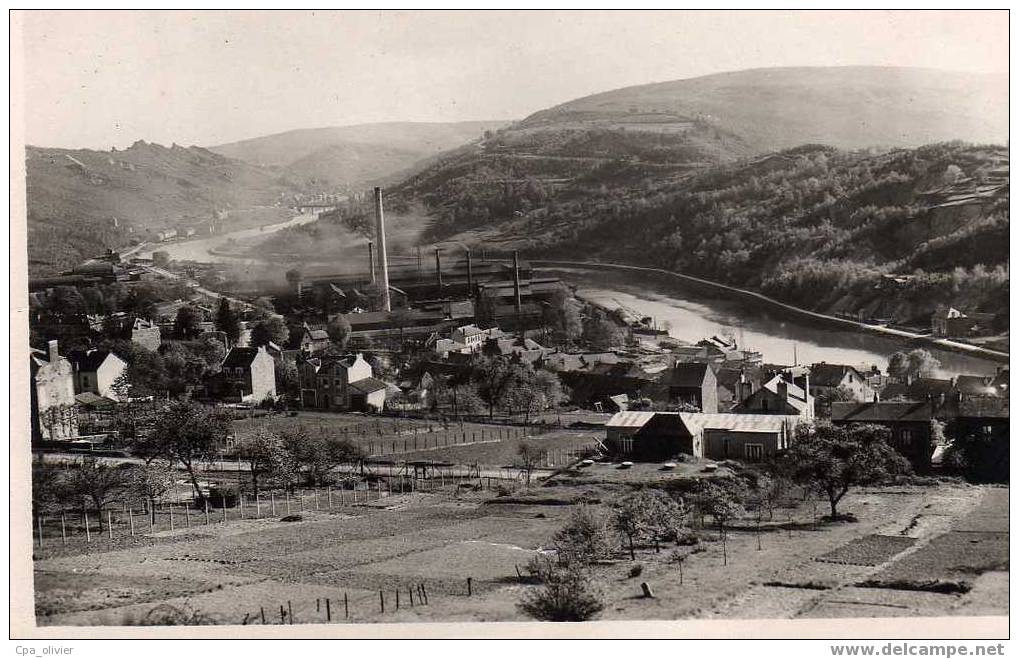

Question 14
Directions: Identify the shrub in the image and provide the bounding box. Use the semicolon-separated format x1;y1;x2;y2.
123;603;217;626
551;505;615;564
518;558;605;622
628;564;644;578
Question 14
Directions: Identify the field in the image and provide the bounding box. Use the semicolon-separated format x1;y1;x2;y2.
33;449;1008;626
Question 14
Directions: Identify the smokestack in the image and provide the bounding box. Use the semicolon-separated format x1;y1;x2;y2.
435;248;443;288
373;187;391;312
48;340;59;364
513;250;522;311
466;248;473;291
368;240;376;284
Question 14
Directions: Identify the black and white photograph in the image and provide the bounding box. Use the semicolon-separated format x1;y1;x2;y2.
10;8;1009;641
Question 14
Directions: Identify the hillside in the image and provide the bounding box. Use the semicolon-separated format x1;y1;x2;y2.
25;141;299;275
210;121;511;190
522;66;1007;151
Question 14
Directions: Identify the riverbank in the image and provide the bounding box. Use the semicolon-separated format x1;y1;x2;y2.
533;260;1009;366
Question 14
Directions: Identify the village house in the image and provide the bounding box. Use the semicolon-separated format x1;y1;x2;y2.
70;349;128;401
831;401;936;473
931;306;995;338
604;410;799;462
666;362;719;412
297;324;332;354
715;367;760;411
30;340;78;441
734;373;814;422
213;346;277;403
298;353;387;412
808;362;875;408
129;317;162;351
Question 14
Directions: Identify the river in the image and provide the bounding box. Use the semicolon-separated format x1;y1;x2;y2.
134;211;322;263
539;266;1001;378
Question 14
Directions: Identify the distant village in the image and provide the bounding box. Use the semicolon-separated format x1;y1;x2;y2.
27;189;1008;485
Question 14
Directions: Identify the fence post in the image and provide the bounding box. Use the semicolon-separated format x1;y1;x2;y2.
169;506;175;531
61;513;67;545
326;598;331;622
270;492;276;516
344;592;349;619
327;487;332;508
36;515;43;549
467;577;472;596
240;495;246;519
222;496;227;524
107;510;113;539
379;590;384;613
204;499;210;525
260;607;266;624
148;506;154;533
128;509;135;537
256;493;261;518
287;600;293;624
285;490;291;515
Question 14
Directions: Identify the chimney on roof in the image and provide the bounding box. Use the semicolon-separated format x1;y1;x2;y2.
513;251;522;311
777;379;788;401
435;248;443;288
48;340;59;364
372;187;391;312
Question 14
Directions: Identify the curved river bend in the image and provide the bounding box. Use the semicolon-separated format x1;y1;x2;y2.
538;266;1002;378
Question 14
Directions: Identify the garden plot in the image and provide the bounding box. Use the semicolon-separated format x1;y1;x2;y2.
816;535;916;567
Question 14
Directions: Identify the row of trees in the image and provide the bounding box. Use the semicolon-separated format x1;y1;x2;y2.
427;357;566;424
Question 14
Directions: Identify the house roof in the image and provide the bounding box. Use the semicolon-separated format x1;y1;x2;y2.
881;378;954;401
306;328;330;341
222;347;264;368
809;363;862;388
75;391;115;407
70;350;121;372
670;362;712;388
606;411;656;429
678;412;798;435
831;401;934;423
349;377;388;394
456;324;484;337
760;375;810;409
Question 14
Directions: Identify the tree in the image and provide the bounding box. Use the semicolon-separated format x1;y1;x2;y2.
146;401;233;503
887;348;940;381
63;458;130;530
326;315;352;348
783;422;911;519
504;368;564;425
250;317;289;347
32;458;64;514
582;310;624;350
699;478;748;565
518;556;604;622
614;489;687;560
214;298;241;346
127;461;177;524
174;306;202;340
814;384;856;417
551;505;615;565
542;284;582;346
474;357;521;419
281;427;366;486
238;428;299;495
516;439;545;487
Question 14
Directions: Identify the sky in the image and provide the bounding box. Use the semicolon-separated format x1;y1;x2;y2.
18;10;1009;150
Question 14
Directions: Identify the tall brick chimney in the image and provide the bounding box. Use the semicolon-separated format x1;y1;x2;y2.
373;187;391;312
368;240;376;284
435;248;443;288
513;251;522;311
48;339;59;364
466;248;473;292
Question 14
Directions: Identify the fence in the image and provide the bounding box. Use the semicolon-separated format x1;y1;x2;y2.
31;465;525;552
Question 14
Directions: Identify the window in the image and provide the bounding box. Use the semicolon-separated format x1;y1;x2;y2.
900;429;912;442
82;376;90;388
761;399;769;412
745;444;764;461
619;437;633;455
